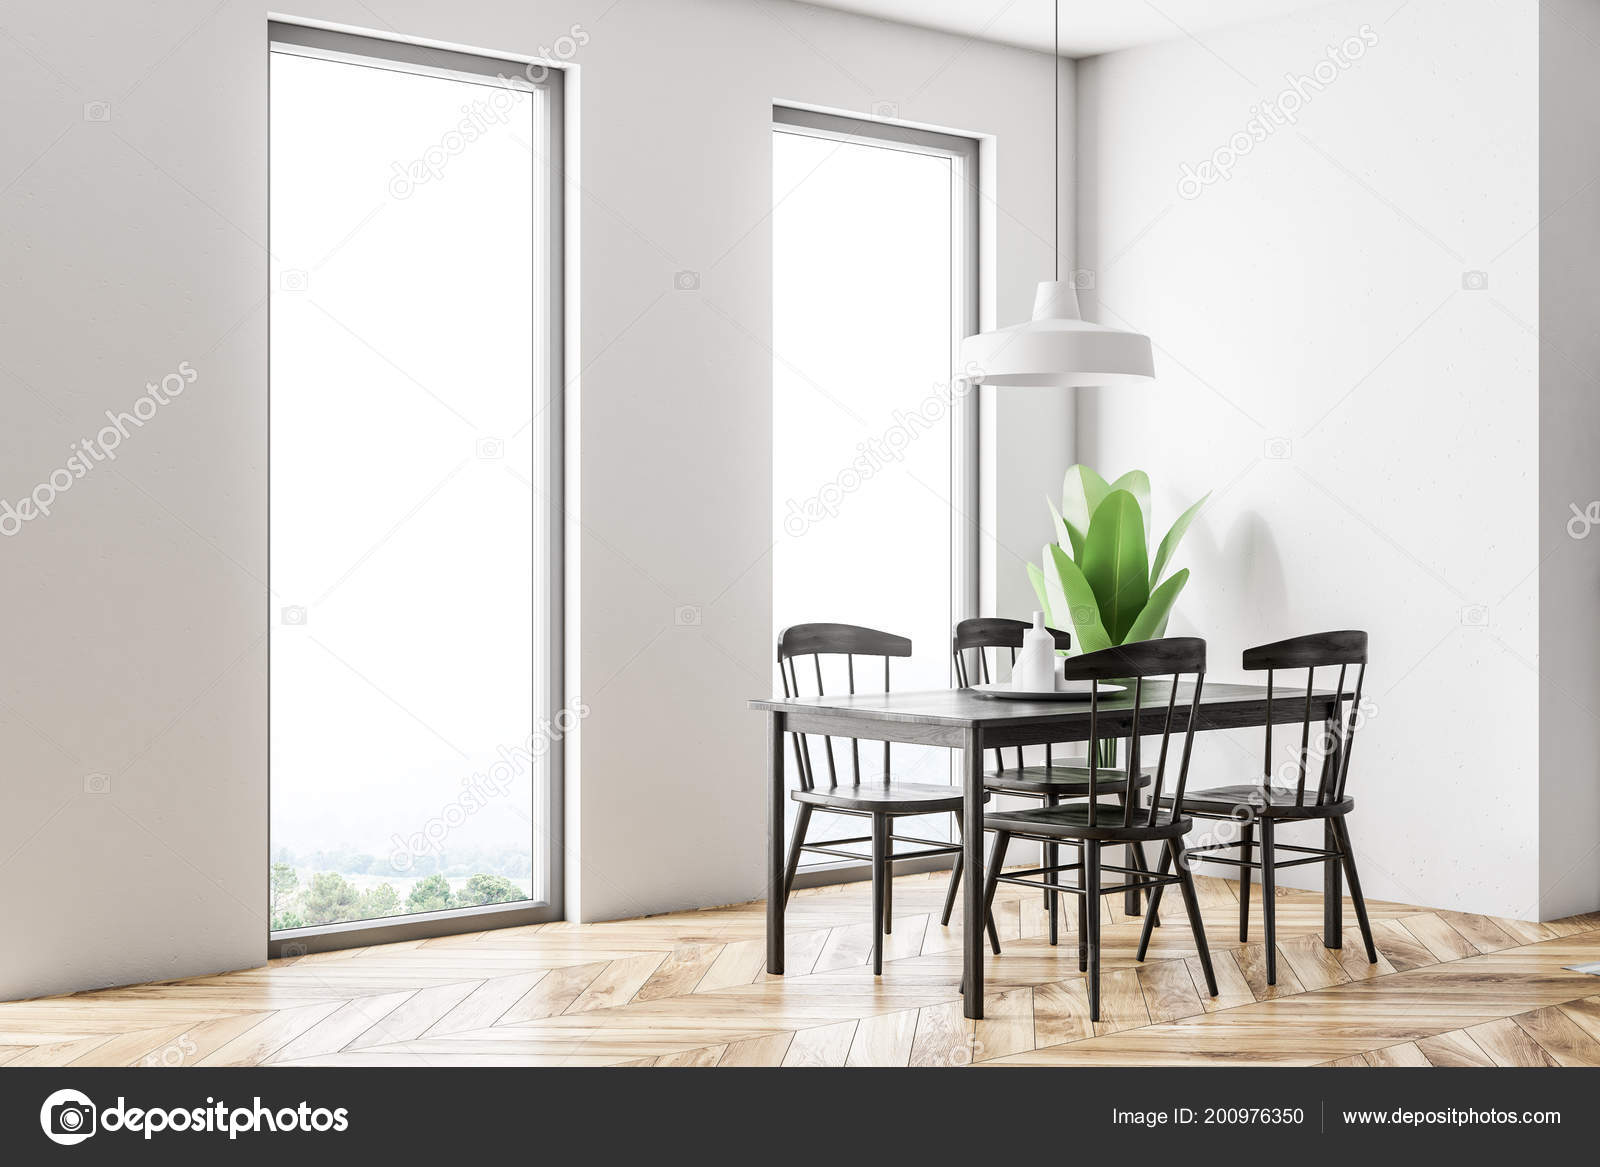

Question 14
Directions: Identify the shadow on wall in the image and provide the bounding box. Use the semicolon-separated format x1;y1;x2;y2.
1175;504;1289;652
1221;510;1289;638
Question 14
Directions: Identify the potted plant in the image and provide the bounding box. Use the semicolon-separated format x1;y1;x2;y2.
1028;466;1207;764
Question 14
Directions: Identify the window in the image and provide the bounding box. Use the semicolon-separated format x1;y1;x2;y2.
771;108;978;870
268;25;562;946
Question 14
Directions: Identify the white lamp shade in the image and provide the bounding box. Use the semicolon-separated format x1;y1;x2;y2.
960;281;1154;387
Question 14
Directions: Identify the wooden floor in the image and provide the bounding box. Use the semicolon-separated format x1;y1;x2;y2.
5;871;1600;1068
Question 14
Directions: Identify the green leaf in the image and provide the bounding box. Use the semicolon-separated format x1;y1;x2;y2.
1046;496;1083;560
1059;465;1110;536
1026;561;1054;626
1124;568;1189;643
1107;470;1151;534
1081;490;1149;644
1036;548;1071;631
1047;543;1112;653
1149;491;1209;588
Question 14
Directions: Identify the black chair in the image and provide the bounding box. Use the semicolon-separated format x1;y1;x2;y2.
946;617;1158;945
777;623;995;974
1140;631;1377;984
977;638;1219;1021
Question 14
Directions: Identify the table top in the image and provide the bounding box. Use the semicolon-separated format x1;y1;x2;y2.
750;681;1338;729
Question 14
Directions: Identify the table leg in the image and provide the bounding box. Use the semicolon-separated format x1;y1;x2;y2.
962;727;985;1019
767;711;786;974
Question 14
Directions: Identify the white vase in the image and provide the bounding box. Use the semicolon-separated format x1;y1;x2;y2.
1012;611;1057;692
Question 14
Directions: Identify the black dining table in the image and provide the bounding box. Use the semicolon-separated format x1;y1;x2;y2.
749;681;1342;1018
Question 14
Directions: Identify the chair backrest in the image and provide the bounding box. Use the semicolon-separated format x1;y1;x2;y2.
777;623;912;791
1242;630;1367;807
1062;638;1207;828
952;617;1072;772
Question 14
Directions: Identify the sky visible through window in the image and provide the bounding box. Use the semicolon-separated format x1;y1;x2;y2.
269;50;542;929
772;127;958;863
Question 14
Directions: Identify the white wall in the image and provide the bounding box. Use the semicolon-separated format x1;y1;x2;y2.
1075;0;1546;917
0;0;1072;997
556;1;1072;925
1537;0;1600;919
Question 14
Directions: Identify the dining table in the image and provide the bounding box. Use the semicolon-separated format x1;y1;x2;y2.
750;681;1343;1018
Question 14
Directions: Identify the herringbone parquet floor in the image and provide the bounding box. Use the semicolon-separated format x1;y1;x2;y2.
4;871;1600;1068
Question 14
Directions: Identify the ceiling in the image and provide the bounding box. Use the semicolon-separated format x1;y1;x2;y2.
797;0;1331;57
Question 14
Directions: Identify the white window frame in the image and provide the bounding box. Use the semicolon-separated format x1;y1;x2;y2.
266;23;565;953
771;106;981;883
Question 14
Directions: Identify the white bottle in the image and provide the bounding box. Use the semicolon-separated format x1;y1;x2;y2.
1012;611;1057;692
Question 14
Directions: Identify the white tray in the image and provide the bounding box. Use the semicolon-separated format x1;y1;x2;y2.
972;681;1126;701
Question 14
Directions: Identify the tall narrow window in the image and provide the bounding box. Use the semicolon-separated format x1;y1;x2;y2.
269;26;562;945
772;109;978;870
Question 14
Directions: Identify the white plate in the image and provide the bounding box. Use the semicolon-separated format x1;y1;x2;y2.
972;681;1126;701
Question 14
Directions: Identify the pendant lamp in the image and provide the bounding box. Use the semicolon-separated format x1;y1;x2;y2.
959;4;1154;386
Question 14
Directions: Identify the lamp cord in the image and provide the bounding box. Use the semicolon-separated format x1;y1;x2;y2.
1053;0;1059;282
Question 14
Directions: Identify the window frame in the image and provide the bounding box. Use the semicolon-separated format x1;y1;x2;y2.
266;23;565;955
770;105;981;883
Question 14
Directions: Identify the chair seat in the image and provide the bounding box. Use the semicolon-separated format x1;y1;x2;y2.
984;803;1191;842
1159;784;1354;819
792;782;987;815
984;763;1152;797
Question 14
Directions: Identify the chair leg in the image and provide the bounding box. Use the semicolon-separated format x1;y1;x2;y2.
981;832;1011;957
944;828;999;954
1238;821;1254;943
1332;816;1378;964
1133;841;1159;925
783;804;812;900
882;826;893;935
1322;819;1342;949
984;835;1001;954
870;814;888;975
1260;817;1277;985
1124;848;1142;917
1136;840;1172;962
1115;793;1143;919
1085;841;1102;1021
941;848;962;926
1045;794;1060;945
947;833;1002;948
1171;839;1218;997
1077;842;1089;972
